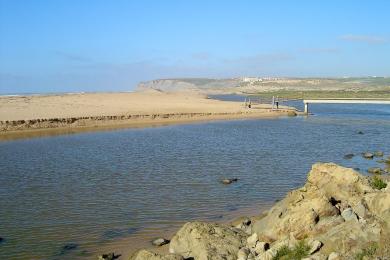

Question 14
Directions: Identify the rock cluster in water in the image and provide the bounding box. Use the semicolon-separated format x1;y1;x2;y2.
98;252;120;260
222;178;239;185
345;150;390;174
129;162;390;260
152;238;170;247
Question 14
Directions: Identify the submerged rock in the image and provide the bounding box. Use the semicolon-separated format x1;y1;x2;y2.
152;238;170;247
222;179;233;184
374;151;384;157
0;237;4;244
60;243;78;254
362;152;374;159
102;229;126;239
343;153;354;160
367;167;382;174
221;178;238;184
287;111;297;117
169;221;247;260
357;131;364;135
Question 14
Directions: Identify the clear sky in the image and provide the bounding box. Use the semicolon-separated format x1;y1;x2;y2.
0;0;389;93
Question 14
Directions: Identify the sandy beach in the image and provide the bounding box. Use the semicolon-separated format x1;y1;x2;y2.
0;90;295;140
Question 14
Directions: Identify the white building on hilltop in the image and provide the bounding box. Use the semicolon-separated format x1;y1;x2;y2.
242;77;262;82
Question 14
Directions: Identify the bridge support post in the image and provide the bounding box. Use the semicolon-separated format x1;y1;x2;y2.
304;102;309;114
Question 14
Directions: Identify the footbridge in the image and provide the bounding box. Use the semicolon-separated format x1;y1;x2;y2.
303;98;390;114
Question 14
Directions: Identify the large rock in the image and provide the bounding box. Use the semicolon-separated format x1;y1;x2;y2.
129;249;184;260
169;221;247;260
314;220;381;256
364;192;390;224
306;163;371;203
252;163;376;241
253;163;390;257
253;193;338;240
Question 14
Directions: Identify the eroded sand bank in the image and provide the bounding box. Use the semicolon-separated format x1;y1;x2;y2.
0;91;296;140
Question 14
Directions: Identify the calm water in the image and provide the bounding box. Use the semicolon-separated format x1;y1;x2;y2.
1;98;390;259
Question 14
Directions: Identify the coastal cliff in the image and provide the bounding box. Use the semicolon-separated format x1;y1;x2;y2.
129;163;390;260
136;77;390;94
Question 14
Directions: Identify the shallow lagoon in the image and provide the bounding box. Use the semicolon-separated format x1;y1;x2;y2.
0;99;390;259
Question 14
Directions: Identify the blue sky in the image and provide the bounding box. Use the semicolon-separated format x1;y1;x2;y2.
0;0;389;93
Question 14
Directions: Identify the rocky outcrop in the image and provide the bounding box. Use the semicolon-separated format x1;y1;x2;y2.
169;222;248;260
132;163;390;259
251;163;389;258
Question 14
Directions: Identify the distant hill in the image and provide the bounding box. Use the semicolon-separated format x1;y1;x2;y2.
137;77;390;94
137;78;241;93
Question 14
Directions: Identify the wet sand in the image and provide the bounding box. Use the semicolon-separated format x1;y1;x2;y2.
0;90;295;140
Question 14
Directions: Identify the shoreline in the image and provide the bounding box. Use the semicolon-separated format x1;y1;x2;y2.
87;202;274;260
0;91;298;140
0;110;294;141
124;163;390;260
